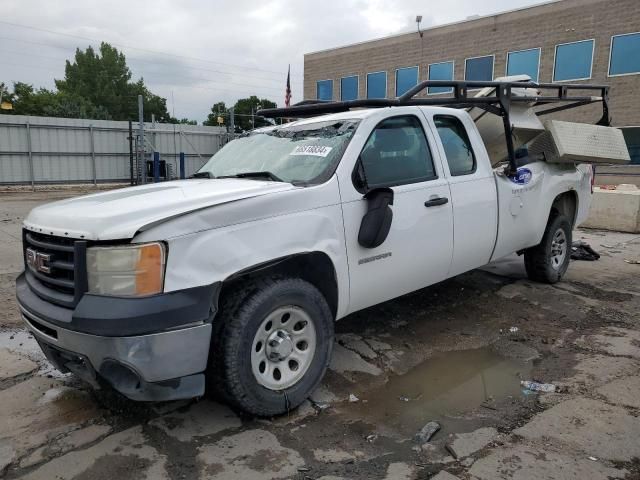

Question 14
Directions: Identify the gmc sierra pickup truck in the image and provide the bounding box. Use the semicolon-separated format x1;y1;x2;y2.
16;78;629;416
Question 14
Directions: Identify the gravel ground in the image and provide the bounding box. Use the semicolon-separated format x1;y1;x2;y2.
0;187;639;480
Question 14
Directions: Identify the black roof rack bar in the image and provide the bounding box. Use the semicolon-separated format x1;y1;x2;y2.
257;79;611;176
258;81;608;120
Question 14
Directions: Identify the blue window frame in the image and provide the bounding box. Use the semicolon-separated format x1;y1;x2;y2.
341;76;358;101
428;61;454;94
395;66;418;97
609;32;640;76
554;40;594;81
464;55;494;82
316;80;333;101
506;48;540;82
367;71;387;99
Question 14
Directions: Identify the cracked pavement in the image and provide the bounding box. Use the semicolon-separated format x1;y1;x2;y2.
1;188;639;479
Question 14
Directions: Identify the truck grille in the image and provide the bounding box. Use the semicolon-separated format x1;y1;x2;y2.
23;230;87;308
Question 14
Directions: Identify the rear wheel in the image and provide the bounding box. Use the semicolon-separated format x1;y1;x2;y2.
524;214;572;284
209;277;333;416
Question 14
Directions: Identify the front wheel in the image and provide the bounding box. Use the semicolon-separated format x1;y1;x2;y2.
209;277;334;416
524;214;572;284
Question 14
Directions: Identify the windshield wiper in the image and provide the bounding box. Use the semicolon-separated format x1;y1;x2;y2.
190;171;215;179
218;171;284;182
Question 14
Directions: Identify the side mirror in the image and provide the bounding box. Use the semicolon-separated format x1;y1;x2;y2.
358;188;394;249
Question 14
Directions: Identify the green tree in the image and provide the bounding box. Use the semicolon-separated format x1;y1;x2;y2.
9;82;110;119
55;42;171;121
204;97;276;131
233;96;276;131
203;101;228;126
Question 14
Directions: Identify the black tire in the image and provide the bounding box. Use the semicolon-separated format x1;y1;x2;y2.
208;277;334;416
524;213;572;284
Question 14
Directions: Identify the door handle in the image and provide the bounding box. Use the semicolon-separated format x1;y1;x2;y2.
424;197;449;207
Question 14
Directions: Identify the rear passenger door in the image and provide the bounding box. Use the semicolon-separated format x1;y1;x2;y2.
341;114;454;313
429;113;498;276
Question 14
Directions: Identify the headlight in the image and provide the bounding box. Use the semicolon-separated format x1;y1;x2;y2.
86;242;166;296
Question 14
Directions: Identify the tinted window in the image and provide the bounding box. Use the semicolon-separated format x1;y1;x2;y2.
395;67;418;96
367;72;387;99
554;40;594;81
622;127;640;165
317;80;333;101
465;56;494;81
506;48;540;82
428;61;454;94
360;116;436;188
341;76;358;101
610;33;640;76
435;116;476;176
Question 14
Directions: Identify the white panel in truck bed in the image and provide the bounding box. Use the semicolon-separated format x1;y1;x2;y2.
538;120;631;164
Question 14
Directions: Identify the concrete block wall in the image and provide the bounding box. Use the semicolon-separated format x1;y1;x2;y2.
583;187;640;233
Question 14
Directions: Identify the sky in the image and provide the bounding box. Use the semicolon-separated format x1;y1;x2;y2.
1;0;542;123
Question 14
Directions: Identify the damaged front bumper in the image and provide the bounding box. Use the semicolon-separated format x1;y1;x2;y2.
16;273;217;401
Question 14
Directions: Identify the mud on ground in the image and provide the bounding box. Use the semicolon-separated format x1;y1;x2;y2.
1;188;639;479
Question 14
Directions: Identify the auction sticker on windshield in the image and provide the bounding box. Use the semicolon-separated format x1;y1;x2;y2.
290;145;333;157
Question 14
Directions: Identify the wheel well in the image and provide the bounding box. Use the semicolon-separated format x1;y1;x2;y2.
221;252;339;319
550;191;578;226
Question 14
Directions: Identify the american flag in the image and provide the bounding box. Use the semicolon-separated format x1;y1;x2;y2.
285;65;292;107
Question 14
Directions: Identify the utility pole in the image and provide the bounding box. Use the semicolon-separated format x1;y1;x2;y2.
138;94;146;184
230;107;235;135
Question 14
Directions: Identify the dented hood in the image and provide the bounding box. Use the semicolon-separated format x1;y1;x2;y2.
24;179;295;240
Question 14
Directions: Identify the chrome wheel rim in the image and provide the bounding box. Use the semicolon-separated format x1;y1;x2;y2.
251;306;317;390
550;228;567;270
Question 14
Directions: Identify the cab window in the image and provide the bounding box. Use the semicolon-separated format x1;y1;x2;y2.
434;115;476;176
358;115;436;189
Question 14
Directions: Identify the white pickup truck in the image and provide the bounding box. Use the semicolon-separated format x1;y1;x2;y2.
16;79;628;416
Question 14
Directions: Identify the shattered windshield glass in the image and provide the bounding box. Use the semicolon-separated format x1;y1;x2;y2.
197;120;359;185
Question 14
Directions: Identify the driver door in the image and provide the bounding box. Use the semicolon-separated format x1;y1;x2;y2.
341;114;454;313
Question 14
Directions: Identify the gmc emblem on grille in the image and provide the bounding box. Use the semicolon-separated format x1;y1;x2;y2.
26;248;52;274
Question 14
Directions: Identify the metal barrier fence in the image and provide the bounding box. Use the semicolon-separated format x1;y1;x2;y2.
0;114;232;185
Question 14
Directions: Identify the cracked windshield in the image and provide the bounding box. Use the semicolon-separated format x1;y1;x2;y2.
198;120;359;184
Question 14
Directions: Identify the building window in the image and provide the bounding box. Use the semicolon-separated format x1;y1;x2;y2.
465;55;494;82
554;39;594;81
609;32;640;76
316;80;333;101
622;128;640;165
367;71;387;99
428;61;454;94
506;48;541;82
341;76;358;101
395;66;419;97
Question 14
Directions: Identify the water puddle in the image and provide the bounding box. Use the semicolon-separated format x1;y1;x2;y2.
0;327;67;378
348;347;532;438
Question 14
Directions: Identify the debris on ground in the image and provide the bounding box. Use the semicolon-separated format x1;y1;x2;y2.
624;259;640;265
521;380;556;393
398;395;410;402
414;421;441;443
509;326;519;333
348;394;359;403
311;400;331;411
571;241;600;261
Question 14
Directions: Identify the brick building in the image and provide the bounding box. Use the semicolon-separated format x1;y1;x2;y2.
303;0;640;173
